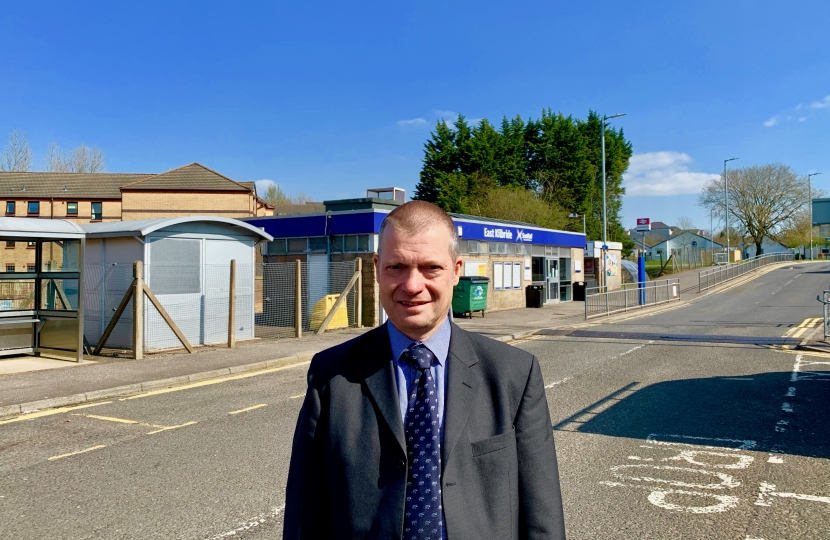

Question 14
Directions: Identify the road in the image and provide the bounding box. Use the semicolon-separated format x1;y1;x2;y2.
1;262;829;539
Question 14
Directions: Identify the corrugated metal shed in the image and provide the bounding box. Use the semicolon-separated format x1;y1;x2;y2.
0;217;85;238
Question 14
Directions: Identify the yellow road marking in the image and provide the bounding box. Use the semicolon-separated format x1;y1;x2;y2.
122;361;310;401
776;348;830;359
791;327;809;339
229;404;267;415
289;394;305;399
147;421;198;435
83;414;140;424
48;444;107;461
0;401;112;426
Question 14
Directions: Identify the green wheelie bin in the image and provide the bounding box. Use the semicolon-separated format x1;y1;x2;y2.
452;276;489;318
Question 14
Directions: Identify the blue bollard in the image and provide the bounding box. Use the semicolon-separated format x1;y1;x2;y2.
638;256;646;305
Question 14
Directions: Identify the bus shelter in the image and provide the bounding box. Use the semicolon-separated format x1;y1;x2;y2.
0;218;85;362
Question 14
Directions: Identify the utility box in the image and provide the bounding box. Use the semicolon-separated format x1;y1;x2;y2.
526;284;545;308
452;277;489;318
728;250;742;263
309;293;348;331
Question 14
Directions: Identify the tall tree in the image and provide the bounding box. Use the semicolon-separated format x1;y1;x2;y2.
0;129;33;172
43;142;105;172
699;163;809;256
414;121;457;202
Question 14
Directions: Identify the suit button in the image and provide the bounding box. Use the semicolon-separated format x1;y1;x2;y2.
397;459;406;471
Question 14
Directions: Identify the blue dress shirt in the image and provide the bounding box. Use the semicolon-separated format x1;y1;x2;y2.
388;317;451;436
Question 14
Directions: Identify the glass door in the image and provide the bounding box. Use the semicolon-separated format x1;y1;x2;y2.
545;258;559;303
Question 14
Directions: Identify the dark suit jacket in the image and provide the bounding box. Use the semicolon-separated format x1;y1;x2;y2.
284;322;566;539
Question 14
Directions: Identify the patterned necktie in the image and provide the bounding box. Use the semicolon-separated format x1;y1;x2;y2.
402;344;443;540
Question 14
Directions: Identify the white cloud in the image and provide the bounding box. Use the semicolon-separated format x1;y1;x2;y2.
623;152;718;196
254;179;276;197
799;117;807;122
763;116;778;127
810;95;830;109
396;118;428;127
433;109;457;119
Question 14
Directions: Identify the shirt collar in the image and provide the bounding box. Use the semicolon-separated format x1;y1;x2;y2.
388;317;451;366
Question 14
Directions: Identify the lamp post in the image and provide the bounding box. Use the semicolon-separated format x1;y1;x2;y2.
601;113;627;245
723;157;739;258
568;213;586;236
808;172;822;260
710;207;714;264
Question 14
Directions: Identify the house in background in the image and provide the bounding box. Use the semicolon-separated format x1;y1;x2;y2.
744;238;792;258
0;163;272;272
647;231;723;261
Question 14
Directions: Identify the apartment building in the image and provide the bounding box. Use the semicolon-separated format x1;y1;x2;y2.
0;163;272;271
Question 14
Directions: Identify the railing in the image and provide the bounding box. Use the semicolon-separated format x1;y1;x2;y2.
585;278;680;320
698;253;794;293
817;291;830;341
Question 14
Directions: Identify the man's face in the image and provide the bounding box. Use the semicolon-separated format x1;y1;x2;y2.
374;225;462;341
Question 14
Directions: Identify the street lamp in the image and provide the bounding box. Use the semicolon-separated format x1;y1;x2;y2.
723;157;739;257
808;172;822;259
601;113;626;246
568;213;586;236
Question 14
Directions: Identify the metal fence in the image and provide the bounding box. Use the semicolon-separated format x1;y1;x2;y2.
84;260;359;353
585;278;680;320
698;253;794;293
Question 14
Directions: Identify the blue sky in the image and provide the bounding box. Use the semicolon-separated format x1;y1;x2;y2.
1;1;828;233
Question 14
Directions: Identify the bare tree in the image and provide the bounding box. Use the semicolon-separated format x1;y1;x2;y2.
43;142;69;172
699;163;809;256
263;183;313;207
0;130;33;172
43;142;105;173
675;215;695;231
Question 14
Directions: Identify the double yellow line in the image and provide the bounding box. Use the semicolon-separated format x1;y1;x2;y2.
784;318;822;339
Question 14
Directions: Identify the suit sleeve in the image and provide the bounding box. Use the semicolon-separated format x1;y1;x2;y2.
283;360;331;539
515;356;567;540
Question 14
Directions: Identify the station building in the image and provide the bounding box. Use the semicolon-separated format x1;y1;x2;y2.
244;188;586;327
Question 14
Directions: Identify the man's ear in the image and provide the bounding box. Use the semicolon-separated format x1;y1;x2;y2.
452;257;462;285
373;253;380;281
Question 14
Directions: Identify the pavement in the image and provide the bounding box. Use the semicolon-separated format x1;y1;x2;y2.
0;259;808;418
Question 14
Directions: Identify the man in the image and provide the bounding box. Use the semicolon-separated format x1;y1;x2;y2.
284;201;566;539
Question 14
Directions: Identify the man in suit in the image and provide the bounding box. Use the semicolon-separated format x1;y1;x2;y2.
284;201;566;539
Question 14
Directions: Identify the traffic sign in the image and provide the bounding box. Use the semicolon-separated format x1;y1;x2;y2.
691;241;697;247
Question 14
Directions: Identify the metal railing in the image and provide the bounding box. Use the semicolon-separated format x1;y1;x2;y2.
817;291;830;341
698;253;794;293
585;278;680;320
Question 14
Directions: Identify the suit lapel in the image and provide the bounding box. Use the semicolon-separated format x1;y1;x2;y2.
442;323;481;467
362;324;407;455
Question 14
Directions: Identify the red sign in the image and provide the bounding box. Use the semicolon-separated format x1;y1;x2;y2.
636;218;651;232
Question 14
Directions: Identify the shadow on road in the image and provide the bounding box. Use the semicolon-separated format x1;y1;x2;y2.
555;373;830;459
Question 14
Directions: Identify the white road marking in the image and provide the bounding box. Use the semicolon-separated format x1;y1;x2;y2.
609;340;654;360
767;455;783;464
206;505;285;539
610;464;741;490
48;445;107;461
781;402;793;413
599;481;740;513
755;482;830;507
545;376;573;389
646;433;757;450
785;387;796;397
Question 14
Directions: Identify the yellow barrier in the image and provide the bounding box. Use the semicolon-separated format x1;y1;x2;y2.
309;294;349;331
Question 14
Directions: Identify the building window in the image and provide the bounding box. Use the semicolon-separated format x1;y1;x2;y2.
67;202;78;215
308;237;328;253
27;201;39;215
5;201;14;214
91;202;102;221
287;238;307;253
4;264;13;273
5;241;13;248
27;241;35;249
267;239;287;255
27;264;36;272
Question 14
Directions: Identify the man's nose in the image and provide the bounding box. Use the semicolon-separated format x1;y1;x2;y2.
399;269;425;294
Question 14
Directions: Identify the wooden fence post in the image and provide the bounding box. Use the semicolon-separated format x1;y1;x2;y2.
356;257;362;328
133;261;144;360
228;259;236;348
295;259;302;338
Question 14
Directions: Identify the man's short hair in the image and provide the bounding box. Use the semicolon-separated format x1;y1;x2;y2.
378;201;459;259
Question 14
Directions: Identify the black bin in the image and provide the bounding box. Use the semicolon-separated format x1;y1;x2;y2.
525;284;545;308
